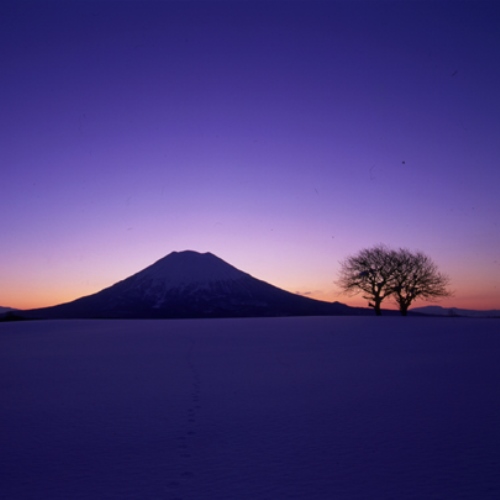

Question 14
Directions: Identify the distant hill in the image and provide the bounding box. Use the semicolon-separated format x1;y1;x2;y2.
411;305;500;318
0;307;27;322
20;250;357;319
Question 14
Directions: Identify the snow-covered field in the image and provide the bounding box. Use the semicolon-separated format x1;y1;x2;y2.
1;317;499;499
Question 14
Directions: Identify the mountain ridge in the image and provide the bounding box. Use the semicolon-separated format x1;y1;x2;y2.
411;305;500;318
18;250;357;319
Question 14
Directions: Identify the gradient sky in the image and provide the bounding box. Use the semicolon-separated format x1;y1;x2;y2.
2;0;499;311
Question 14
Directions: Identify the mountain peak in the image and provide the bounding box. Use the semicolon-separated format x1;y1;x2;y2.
22;250;354;319
168;250;213;257
133;250;247;289
161;250;222;265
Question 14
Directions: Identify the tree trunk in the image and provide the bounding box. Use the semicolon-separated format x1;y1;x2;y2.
368;301;382;315
399;298;410;316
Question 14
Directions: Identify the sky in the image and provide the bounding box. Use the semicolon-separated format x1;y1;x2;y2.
1;0;499;311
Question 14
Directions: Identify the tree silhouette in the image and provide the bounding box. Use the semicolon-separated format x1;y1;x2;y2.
391;249;451;315
337;246;452;316
336;245;398;316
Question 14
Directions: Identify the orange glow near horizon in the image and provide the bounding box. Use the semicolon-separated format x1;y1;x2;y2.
305;286;500;312
2;2;500;317
5;268;499;313
9;292;499;313
4;286;97;311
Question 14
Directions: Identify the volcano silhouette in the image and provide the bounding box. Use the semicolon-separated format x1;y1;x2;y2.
22;251;354;319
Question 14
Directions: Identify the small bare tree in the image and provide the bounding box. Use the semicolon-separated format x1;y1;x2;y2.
391;249;451;316
336;245;398;316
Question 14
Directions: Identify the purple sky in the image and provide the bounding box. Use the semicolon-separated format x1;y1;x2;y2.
2;0;500;311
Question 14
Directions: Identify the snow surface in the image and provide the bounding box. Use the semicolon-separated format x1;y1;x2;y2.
1;317;500;499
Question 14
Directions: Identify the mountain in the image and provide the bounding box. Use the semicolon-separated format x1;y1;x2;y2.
20;250;355;319
0;307;26;322
411;305;500;318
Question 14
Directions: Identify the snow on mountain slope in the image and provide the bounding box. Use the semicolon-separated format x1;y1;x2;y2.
22;251;352;319
136;251;247;288
119;251;254;309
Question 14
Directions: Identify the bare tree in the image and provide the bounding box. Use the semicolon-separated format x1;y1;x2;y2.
337;246;452;316
391;249;451;316
336;245;398;315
